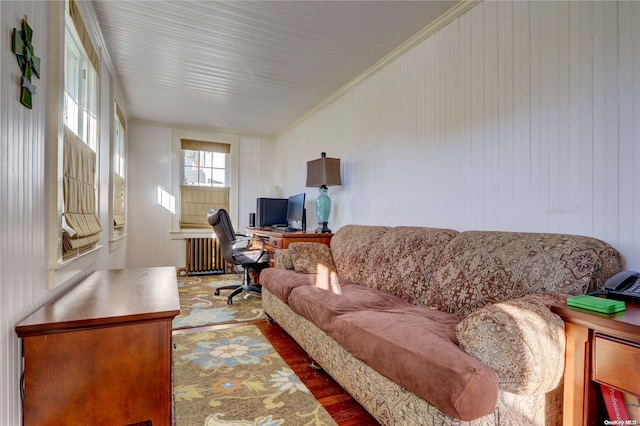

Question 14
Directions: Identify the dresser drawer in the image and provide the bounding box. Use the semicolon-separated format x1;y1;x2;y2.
269;237;283;249
593;334;640;395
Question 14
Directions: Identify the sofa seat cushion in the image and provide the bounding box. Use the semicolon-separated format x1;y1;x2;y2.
331;310;499;421
287;282;410;333
259;268;317;304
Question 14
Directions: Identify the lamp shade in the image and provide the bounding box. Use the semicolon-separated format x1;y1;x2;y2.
306;153;342;187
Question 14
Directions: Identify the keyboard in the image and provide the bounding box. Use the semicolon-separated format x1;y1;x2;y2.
271;225;298;232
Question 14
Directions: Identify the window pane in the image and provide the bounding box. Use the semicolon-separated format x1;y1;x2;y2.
64;28;81;134
114;113;125;178
64;14;97;151
182;149;226;187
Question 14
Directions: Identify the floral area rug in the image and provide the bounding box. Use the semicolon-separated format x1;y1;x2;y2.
173;325;337;426
173;274;266;330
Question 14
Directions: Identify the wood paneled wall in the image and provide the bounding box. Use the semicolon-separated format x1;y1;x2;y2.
277;1;640;270
1;2;128;424
1;3;52;424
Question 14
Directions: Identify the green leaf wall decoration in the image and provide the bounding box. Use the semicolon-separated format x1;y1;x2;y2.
12;18;41;109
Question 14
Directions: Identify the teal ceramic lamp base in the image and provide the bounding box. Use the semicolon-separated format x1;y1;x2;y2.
315;186;332;233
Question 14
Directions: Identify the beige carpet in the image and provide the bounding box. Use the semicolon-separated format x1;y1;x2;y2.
174;274;266;330
173;325;337;426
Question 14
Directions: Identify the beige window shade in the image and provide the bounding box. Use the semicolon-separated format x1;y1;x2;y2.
63;126;102;257
115;101;126;131
68;0;100;75
180;186;229;229
113;173;125;230
181;139;230;153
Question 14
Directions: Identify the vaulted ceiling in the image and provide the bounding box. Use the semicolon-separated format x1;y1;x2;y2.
92;1;459;137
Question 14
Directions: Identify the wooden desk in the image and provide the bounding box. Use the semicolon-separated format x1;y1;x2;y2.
551;301;640;425
15;267;180;426
246;227;333;266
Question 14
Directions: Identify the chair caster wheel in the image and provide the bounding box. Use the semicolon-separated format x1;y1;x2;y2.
215;289;220;296
227;298;233;305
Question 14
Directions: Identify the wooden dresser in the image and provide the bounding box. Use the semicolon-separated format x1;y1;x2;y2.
15;267;180;426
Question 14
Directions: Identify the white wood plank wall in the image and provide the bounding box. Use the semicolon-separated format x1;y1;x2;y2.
1;3;51;425
1;2;128;424
2;1;640;425
277;1;640;270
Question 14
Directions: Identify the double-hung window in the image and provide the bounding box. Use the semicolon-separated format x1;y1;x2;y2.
61;0;101;259
180;140;230;229
113;101;126;236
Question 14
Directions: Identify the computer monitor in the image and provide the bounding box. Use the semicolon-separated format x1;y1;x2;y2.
286;193;306;230
256;198;288;227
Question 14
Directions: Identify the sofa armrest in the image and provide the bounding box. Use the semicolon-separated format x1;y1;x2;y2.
455;292;570;395
273;249;294;270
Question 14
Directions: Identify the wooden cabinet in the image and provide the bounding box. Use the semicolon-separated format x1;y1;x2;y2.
246;227;333;266
551;301;640;425
15;267;180;426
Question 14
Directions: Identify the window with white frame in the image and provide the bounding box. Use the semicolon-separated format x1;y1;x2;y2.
64;20;97;150
113;101;126;235
180;140;230;229
182;149;226;187
61;0;102;259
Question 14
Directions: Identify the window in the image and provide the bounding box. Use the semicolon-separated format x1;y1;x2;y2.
182;150;226;187
180;139;230;229
113;101;126;236
61;0;101;259
114;105;125;177
64;19;97;150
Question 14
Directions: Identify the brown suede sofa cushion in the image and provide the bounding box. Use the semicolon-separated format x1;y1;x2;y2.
259;268;317;304
287;282;412;334
282;280;499;420
331;310;498;421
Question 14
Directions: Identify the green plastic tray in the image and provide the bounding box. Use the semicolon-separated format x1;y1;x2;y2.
567;295;626;314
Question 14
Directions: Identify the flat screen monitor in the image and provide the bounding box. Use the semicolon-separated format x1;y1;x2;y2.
256;198;288;227
287;193;306;229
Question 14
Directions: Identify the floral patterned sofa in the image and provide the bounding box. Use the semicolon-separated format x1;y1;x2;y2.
259;225;622;425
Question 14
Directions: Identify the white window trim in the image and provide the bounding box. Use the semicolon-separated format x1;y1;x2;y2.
110;94;127;244
171;129;239;234
46;1;102;289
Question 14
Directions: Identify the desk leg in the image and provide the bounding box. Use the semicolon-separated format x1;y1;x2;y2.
563;322;598;426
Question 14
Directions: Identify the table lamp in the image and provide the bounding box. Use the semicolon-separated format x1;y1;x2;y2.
306;152;342;233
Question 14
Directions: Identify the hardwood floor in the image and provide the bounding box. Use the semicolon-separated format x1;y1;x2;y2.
175;319;379;426
255;319;379;426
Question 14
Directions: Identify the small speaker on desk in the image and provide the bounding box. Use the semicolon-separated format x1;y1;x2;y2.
249;212;255;227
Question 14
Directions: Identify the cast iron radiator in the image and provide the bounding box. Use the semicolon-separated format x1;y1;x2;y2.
178;237;227;276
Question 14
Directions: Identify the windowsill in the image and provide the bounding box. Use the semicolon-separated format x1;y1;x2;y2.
170;230;214;240
109;234;127;252
48;245;103;289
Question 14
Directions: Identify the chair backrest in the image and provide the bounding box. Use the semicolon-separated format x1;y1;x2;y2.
207;209;237;265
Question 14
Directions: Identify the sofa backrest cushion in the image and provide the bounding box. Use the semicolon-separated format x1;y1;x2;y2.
361;226;459;304
288;242;337;274
330;225;390;285
423;231;622;317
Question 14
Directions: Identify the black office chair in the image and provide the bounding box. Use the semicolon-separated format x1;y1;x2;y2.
208;208;270;304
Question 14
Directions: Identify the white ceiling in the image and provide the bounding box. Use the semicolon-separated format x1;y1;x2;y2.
91;0;459;137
